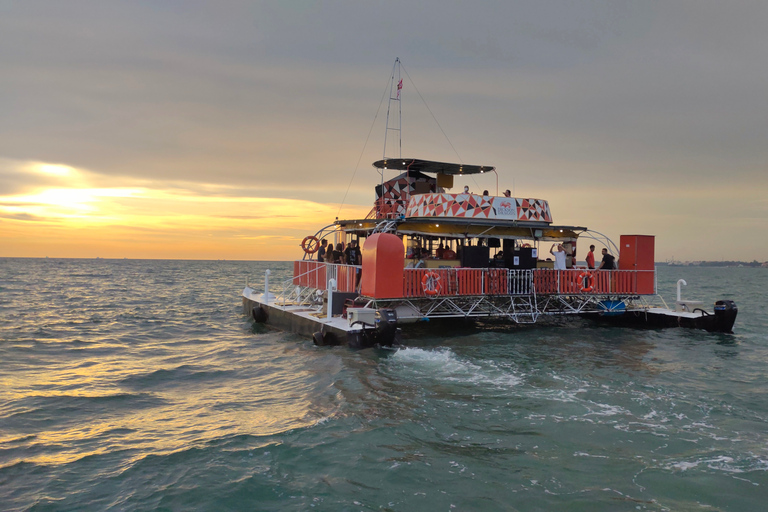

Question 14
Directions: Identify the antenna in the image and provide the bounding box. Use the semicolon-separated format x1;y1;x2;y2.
382;58;402;159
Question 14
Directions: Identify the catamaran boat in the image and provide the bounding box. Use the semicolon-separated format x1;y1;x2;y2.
242;60;737;348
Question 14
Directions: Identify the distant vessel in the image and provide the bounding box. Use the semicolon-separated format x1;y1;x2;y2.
242;59;737;347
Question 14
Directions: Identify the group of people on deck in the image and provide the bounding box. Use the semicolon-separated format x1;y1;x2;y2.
550;243;615;271
316;239;360;265
462;187;514;198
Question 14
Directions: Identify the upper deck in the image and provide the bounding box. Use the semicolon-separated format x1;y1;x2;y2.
406;193;552;223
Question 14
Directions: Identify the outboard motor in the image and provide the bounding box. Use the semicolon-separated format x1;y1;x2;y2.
712;300;738;333
374;308;398;347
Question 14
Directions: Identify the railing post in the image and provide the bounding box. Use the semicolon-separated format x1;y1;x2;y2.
264;269;271;304
327;278;337;319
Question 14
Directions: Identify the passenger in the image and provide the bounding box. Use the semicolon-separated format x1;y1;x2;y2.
407;241;421;259
495;250;504;260
414;249;428;268
332;243;345;264
443;247;457;259
503;189;511;197
435;243;445;259
317;239;328;262
550;243;567;270
482;190;489;196
344;240;360;265
598;248;616;270
586;245;596;269
463;185;470;194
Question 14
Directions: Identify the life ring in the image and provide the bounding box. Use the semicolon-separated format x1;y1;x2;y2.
578;271;595;293
300;235;320;254
421;271;442;296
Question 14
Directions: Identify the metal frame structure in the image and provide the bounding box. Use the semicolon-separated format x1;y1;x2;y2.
263;264;665;327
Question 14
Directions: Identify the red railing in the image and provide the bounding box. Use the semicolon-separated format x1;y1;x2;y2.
402;268;653;298
533;269;653;295
370;198;407;219
294;263;655;298
293;261;360;293
403;268;536;298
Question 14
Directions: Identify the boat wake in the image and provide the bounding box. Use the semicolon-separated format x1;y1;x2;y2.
387;347;523;389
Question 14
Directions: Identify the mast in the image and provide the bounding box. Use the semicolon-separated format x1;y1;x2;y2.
382;58;402;160
378;58;403;219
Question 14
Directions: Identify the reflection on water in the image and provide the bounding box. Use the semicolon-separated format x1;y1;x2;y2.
1;259;767;511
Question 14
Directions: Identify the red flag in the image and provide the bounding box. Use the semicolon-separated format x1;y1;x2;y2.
397;79;403;98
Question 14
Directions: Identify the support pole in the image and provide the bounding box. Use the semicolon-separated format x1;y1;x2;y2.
265;269;271;304
327;278;337;320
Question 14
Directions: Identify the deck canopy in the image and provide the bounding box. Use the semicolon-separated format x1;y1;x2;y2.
373;158;494;175
335;217;586;242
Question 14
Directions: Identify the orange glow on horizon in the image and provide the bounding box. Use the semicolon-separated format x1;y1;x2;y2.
0;161;371;260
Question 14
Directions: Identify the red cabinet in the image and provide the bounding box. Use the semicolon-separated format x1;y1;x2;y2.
619;235;655;294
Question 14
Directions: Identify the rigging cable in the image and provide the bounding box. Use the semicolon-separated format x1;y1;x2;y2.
400;63;483;190
336;71;392;219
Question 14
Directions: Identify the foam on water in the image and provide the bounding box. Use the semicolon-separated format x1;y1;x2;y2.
388;346;523;389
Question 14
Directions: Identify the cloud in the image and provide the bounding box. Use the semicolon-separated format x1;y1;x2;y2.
1;1;766;260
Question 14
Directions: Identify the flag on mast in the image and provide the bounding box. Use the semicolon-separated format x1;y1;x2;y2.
397;79;403;99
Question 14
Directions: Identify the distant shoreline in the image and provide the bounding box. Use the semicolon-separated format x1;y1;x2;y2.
656;261;767;268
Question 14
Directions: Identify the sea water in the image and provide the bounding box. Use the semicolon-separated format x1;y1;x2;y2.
1;258;767;511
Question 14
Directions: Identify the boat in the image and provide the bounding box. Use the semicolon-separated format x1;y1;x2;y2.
242;59;737;347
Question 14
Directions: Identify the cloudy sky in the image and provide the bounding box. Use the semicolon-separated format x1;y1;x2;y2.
1;1;766;261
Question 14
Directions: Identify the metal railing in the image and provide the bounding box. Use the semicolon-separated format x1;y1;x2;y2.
403;268;535;298
287;262;656;299
292;260;361;293
401;268;654;298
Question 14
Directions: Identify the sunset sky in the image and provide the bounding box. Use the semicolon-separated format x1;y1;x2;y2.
1;1;766;261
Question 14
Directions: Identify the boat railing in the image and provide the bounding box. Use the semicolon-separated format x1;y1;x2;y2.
292;260;361;293
369;198;407;219
289;262;655;299
401;268;655;298
533;268;655;295
403;268;535;298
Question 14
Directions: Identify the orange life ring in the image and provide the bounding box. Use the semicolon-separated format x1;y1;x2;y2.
301;235;320;254
421;271;442;296
578;271;595;293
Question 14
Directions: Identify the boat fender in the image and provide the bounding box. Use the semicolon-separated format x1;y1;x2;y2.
300;235;320;254
252;305;267;323
313;330;341;346
577;271;595;293
421;271;442;296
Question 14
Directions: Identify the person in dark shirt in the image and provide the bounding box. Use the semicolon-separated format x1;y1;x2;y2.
332;243;345;264
344;240;360;265
317;239;328;262
598;248;616;270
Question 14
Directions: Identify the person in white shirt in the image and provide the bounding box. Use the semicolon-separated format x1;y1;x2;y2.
550;243;567;270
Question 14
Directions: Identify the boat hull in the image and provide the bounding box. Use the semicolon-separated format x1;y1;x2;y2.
582;300;738;333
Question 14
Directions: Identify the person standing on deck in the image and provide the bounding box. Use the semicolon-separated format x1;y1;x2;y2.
550;244;567;270
598;248;616;270
344;240;360;266
586;245;596;269
317;239;328;262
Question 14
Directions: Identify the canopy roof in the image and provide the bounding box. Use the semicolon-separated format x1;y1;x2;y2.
373;158;494;175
